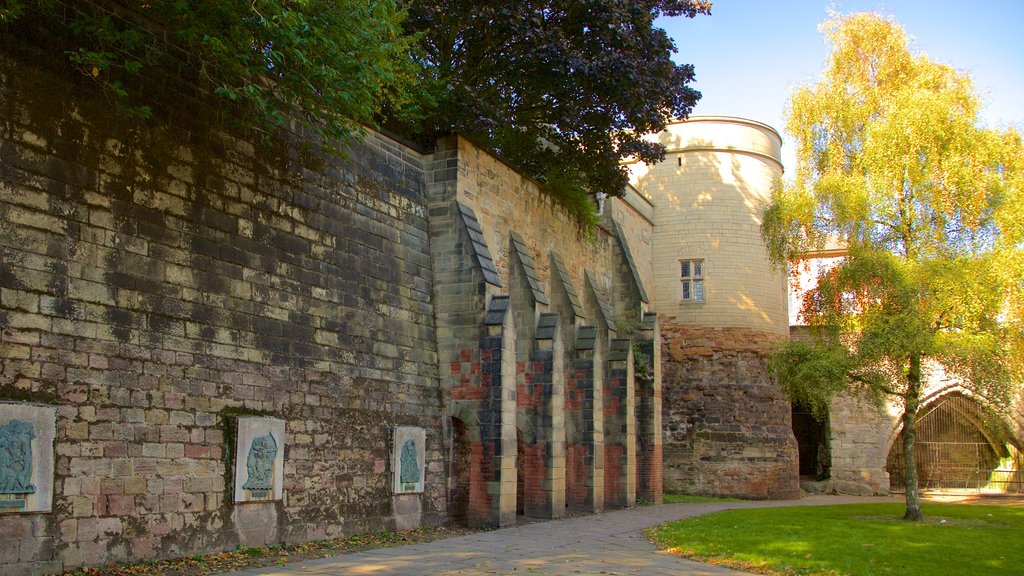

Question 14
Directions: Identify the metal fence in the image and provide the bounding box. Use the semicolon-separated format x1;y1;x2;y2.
887;395;1023;493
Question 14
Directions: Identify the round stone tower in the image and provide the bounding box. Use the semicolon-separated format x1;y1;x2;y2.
629;116;799;499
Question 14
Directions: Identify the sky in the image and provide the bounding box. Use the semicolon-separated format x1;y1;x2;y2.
656;0;1024;177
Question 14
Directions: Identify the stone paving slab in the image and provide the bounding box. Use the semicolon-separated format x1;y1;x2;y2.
217;495;898;576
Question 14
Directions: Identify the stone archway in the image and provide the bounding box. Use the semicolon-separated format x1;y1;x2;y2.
886;393;1022;492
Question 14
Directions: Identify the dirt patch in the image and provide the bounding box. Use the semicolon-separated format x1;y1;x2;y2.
64;525;483;576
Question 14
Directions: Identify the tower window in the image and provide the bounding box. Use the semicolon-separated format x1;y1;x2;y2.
680;259;704;302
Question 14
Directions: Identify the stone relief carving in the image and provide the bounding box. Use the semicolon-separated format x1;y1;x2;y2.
242;432;277;491
393;426;425;494
399;438;420;485
0;419;36;495
234;417;285;503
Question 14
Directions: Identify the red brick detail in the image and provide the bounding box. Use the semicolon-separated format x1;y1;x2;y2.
522;443;548;513
603;395;620;416
451;348;488;401
467;441;493;524
565;443;588;509
565;375;583;411
637;443;663;504
604;445;624;506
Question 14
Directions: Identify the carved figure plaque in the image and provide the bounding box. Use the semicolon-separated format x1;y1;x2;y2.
0;419;36;496
392;427;425;494
0;403;55;513
400;438;419;486
234;417;285;503
242;432;278;498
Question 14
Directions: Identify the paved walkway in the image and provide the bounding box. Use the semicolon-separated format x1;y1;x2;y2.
217;495;897;576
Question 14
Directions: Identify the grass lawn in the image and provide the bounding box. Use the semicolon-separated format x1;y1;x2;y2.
646;503;1024;576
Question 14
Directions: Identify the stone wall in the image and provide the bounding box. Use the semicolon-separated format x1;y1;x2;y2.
429;136;659;526
829;394;892;495
632;116;788;336
634;117;799;499
660;322;799;499
0;52;444;573
0;43;814;576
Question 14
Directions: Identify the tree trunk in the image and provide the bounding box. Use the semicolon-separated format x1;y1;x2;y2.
902;353;923;521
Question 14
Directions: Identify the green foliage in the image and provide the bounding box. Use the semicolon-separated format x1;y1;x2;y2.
612;307;645;336
0;0;26;23
4;1;712;225
764;10;1024;427
763;12;1024;519
3;0;416;145
611;307;653;376
767;340;859;420
648;503;1024;576
389;0;711;222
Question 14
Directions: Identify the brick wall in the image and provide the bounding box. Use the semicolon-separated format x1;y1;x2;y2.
635;338;663;503
565;360;587;509
603;341;635;506
0;51;443;573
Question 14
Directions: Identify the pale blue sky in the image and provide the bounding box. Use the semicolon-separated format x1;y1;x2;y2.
657;1;1024;176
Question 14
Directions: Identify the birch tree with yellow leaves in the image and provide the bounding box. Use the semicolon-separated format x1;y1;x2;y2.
762;12;1024;521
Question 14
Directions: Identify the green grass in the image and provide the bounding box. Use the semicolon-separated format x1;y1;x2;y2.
646;503;1024;576
662;493;743;504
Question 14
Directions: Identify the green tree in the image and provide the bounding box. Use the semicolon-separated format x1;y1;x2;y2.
1;0;415;144
762;12;1024;521
389;0;711;220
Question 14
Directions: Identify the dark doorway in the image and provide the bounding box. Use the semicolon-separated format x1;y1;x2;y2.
516;428;525;515
792;401;830;480
449;417;470;522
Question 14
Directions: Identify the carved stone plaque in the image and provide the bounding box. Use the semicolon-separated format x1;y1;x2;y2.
234;417;285;503
392;426;425;494
0;402;56;514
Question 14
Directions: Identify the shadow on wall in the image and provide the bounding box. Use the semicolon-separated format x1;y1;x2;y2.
650;130;783;329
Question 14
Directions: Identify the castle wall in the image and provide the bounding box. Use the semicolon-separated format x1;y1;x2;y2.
0;47;664;572
636;117;799;499
0;53;445;572
430;136;658;525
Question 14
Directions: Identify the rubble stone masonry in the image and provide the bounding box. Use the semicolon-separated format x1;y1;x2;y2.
660;322;799;499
